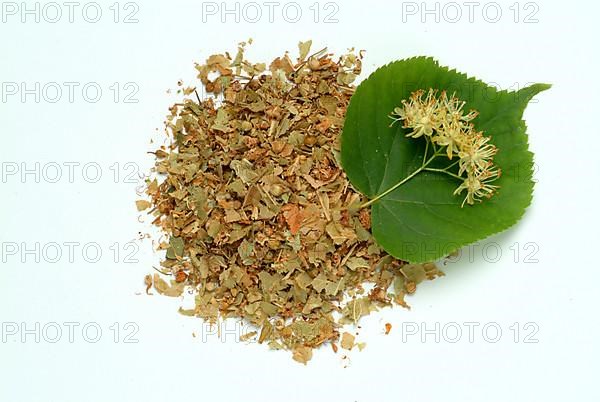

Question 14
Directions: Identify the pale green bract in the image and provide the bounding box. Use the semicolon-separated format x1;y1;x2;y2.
341;57;549;263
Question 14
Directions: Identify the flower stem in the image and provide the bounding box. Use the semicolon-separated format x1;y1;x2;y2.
423;167;463;180
359;154;437;209
445;159;460;170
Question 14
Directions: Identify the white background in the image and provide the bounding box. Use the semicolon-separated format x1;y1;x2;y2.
1;0;599;401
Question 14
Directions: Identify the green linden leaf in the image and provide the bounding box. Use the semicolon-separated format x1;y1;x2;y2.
341;57;550;263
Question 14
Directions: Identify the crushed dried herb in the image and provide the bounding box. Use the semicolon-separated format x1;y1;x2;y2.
140;40;444;363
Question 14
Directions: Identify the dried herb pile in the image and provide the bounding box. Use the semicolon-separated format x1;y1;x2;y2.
140;41;443;363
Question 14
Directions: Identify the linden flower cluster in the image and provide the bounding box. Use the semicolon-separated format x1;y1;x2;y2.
390;89;501;207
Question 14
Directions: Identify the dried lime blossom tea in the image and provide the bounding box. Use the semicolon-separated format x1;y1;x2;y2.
138;41;443;363
138;43;547;363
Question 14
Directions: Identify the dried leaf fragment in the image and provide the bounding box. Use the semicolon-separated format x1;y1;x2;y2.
153;273;184;297
136;200;151;211
340;332;355;350
292;345;313;365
